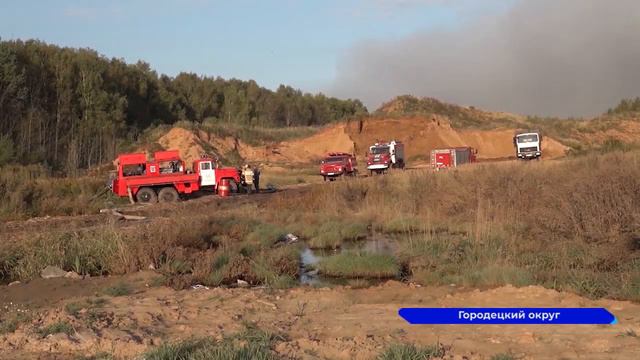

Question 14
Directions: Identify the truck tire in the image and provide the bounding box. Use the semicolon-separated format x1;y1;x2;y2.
136;187;158;204
158;187;179;203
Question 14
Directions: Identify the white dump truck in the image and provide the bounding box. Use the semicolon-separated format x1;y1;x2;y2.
513;131;542;160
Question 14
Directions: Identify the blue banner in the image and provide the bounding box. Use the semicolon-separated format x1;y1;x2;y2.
399;308;617;325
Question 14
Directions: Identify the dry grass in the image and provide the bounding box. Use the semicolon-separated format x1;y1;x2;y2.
0;164;123;221
272;151;640;300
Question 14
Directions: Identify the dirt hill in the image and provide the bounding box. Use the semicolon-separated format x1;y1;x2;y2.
142;96;640;166
376;95;528;129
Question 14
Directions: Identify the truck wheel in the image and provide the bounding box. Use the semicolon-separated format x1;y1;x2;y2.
158;187;179;203
136;187;158;204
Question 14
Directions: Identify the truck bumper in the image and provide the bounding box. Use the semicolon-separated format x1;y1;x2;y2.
518;152;541;159
367;164;389;170
322;171;344;177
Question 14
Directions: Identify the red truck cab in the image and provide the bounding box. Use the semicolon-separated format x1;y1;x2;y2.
320;152;357;181
112;150;240;203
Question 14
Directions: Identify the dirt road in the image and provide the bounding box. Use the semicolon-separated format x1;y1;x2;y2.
1;273;639;359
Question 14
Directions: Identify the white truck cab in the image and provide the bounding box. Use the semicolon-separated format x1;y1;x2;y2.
198;160;217;187
514;132;542;160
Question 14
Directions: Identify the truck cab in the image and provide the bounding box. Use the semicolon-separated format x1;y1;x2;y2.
320;152;357;181
514;132;542;160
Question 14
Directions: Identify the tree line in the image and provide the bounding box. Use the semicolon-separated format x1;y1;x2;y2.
0;39;367;173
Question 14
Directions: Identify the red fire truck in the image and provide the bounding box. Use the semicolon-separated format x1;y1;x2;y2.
366;140;405;174
111;150;240;203
430;147;477;170
320;152;357;181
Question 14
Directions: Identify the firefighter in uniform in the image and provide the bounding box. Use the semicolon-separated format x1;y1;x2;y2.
242;164;255;194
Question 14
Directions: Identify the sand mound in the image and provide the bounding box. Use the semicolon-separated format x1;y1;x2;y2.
272;125;355;163
157;127;206;165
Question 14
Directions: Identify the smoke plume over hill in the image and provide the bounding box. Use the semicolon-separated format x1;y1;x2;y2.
331;0;640;117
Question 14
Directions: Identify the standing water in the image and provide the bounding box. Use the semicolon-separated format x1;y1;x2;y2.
299;236;398;287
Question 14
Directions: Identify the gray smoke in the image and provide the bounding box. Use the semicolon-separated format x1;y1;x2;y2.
330;0;640;117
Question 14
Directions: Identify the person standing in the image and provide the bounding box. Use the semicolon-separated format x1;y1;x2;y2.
253;165;261;193
242;164;254;194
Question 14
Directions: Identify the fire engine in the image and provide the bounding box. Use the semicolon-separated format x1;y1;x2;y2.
111;150;240;203
431;147;477;170
366;140;405;174
320;152;357;181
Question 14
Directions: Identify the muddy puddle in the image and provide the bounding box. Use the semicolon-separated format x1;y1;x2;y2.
299;236;399;287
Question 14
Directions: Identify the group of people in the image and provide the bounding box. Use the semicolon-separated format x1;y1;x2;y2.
240;164;260;194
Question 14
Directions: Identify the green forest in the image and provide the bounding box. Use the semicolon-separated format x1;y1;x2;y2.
0;39;367;173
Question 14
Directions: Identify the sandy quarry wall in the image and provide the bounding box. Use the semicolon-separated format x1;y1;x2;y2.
148;117;570;167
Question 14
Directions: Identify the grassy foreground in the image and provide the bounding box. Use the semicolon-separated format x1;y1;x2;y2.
1;150;639;301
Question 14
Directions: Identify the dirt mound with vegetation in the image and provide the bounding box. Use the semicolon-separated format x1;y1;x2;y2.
376;95;527;129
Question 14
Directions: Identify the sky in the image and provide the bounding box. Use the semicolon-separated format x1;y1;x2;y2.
1;0;639;116
0;0;481;89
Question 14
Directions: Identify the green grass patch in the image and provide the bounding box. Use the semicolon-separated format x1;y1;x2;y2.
0;312;31;334
65;302;84;317
74;352;114;360
491;353;516;360
378;343;445;360
307;221;369;249
143;325;284;360
318;252;400;279
104;282;133;297
38;321;74;337
246;223;289;247
377;217;424;234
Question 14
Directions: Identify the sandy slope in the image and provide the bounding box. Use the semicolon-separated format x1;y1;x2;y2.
1;276;639;359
